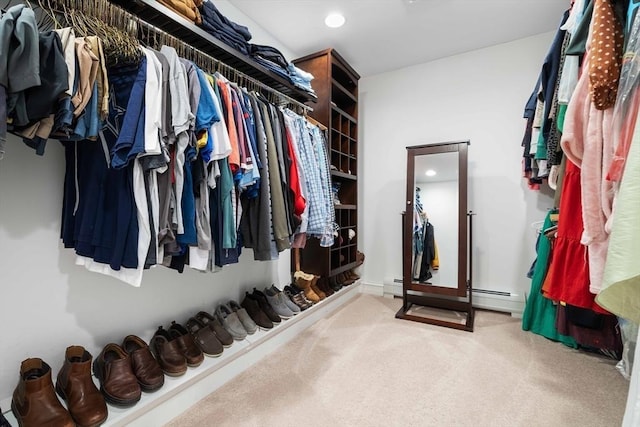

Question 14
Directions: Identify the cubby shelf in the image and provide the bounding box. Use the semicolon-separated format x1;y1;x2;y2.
293;49;360;286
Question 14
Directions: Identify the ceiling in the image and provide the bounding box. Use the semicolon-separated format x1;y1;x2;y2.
227;0;568;77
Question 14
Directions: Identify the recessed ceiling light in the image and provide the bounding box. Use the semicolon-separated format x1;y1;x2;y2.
325;13;345;28
425;169;437;177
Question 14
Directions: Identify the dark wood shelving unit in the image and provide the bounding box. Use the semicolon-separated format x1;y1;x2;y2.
109;0;316;103
292;48;360;283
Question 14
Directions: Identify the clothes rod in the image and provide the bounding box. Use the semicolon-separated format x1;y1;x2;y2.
45;0;312;113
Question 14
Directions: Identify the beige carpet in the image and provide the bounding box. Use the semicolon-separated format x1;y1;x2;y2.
166;294;629;427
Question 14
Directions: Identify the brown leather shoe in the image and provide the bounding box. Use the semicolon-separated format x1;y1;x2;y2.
93;344;141;407
168;321;205;367
150;326;188;377
345;270;360;281
316;276;334;297
337;272;356;286
122;335;164;392
185;317;224;357
55;346;108;427
12;358;74;427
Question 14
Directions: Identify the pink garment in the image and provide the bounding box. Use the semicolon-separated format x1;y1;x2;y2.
560;53;615;294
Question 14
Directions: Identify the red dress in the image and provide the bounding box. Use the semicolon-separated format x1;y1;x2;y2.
541;159;609;314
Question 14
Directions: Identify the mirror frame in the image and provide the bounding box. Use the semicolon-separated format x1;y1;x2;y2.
404;141;469;297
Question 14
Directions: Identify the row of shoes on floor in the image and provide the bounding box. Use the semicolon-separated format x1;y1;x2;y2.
6;277;359;427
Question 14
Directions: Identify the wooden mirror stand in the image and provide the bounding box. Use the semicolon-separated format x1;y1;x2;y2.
395;141;475;332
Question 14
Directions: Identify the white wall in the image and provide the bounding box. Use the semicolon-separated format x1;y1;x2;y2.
415;179;458;287
0;136;291;408
359;32;556;296
0;3;298;407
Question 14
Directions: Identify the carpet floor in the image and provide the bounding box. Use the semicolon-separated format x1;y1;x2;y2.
166;294;629;427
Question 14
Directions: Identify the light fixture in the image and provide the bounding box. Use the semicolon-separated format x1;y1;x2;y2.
425;169;437;177
325;12;345;28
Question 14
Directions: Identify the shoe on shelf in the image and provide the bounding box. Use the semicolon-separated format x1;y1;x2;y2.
264;286;296;319
12;358;74;427
252;288;282;323
93;343;141;407
168;321;205;368
241;292;274;330
345;270;360;282
290;283;316;305
122;335;165;392
316;277;335;297
310;275;327;300
337;272;356;286
55;346;108;427
228;300;258;334
283;285;312;311
356;250;365;266
215;304;248;341
270;284;301;314
150;326;188;377
328;276;342;292
185;317;224;357
294;271;320;303
0;406;10;427
195;311;234;347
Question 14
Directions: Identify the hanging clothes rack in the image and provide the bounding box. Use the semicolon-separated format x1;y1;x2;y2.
22;0;313;113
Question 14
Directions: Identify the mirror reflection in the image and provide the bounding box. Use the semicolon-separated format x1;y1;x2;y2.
412;152;459;288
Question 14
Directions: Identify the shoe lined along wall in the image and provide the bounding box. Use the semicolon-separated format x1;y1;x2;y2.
0;0;362;425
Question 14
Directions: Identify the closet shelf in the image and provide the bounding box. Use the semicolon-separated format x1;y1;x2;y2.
332;78;357;103
331;170;357;181
330;131;356;143
109;0;316;103
334;204;356;210
330;261;359;277
331;105;357;124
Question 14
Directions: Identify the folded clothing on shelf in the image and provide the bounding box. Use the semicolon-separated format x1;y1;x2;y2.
157;0;203;25
199;0;252;54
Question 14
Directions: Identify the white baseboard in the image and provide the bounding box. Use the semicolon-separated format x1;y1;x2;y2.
380;282;525;317
360;281;384;296
2;284;361;427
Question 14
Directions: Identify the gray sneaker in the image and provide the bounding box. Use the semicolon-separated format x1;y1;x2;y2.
271;285;301;314
264;286;295;319
215;304;248;341
228;300;258;335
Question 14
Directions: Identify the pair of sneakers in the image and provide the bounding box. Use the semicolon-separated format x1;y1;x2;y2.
214;301;258;341
264;285;301;319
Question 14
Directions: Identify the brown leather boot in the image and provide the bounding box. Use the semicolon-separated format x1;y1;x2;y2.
12;358;74;427
316;276;334;297
56;346;108;427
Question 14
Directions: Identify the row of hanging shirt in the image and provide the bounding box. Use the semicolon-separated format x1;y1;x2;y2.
521;0;640;357
0;4;336;287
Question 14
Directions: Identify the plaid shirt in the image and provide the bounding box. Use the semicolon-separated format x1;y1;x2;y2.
285;111;335;246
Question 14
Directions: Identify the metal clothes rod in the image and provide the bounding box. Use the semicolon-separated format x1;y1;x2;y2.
132;16;313;112
31;0;313;112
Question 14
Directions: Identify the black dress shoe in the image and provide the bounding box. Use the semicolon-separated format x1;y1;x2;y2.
252;288;282;323
0;408;9;427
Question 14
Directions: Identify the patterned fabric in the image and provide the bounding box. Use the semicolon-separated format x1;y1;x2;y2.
285;111;335;247
589;0;624;110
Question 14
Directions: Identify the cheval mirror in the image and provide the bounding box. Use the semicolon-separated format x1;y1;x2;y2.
395;140;475;332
